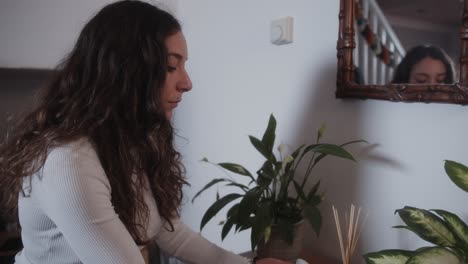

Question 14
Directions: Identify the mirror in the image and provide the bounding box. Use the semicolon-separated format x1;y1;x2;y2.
337;0;468;104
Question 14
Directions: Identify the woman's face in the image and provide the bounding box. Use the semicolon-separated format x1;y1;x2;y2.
160;31;192;120
409;57;447;84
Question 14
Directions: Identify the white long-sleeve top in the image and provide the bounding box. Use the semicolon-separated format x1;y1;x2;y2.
14;138;249;264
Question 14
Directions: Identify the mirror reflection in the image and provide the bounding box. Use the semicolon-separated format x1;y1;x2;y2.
354;0;462;85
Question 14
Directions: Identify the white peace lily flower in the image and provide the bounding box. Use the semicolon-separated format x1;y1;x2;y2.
277;142;285;154
284;155;294;164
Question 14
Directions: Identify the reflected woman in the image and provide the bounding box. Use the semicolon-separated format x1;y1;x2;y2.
392;44;455;84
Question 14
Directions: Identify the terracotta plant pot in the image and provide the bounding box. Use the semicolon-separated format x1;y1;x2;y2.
256;220;305;262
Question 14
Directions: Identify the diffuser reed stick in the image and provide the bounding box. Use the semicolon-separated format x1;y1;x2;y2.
332;204;367;264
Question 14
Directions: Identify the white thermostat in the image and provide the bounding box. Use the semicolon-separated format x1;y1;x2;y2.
270;16;294;45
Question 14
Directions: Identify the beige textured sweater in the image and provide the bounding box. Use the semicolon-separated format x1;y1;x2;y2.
14;139;248;264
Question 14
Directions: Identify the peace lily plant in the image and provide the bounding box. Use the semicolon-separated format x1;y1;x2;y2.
364;160;468;264
192;114;363;251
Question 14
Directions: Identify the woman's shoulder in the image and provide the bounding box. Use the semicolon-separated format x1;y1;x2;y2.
44;137;101;171
35;137;111;194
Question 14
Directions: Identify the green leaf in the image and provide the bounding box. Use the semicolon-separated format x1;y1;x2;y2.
225;182;249;192
277;170;293;202
200;193;242;231
238;187;262;225
256;161;275;187
250;201;272;251
340;139;368;146
406;247;462;264
311;140;366;167
293;180;307;201
306;143;356;162
273;160;283;175
235;222;252;233
363;249;414;264
396;206;457;247
284;145;305;173
445;160;468;193
227;203;240;219
221;217;235;240
261;114;277;153
307;180;321;203
303;204;321;236
218;162;253;178
432;209;468;249
249;135;276;162
307;195;322;208
192;178;227;203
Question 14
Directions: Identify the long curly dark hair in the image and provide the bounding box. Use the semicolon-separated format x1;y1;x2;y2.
0;0;186;244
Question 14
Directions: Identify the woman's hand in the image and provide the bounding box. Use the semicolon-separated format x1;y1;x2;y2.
256;257;293;264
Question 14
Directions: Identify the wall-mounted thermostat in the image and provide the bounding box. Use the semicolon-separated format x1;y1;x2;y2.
270;16;294;45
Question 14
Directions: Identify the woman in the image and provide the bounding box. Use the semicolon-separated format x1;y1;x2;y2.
0;1;288;263
392;44;456;84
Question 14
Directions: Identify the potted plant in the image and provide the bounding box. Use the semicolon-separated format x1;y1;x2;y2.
364;160;468;264
192;114;363;261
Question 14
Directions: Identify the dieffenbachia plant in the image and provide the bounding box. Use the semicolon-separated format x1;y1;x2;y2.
364;160;468;264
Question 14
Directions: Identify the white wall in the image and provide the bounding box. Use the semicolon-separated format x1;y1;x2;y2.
2;1;468;263
0;0;177;67
176;0;468;262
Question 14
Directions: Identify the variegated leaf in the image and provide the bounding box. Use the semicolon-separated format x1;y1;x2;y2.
432;209;468;249
445;160;468;193
396;206;457;247
363;249;414;264
406;247;462;264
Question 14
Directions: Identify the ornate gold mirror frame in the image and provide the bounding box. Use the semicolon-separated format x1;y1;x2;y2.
336;0;468;104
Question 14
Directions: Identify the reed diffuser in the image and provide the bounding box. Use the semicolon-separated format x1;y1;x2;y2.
332;204;367;264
